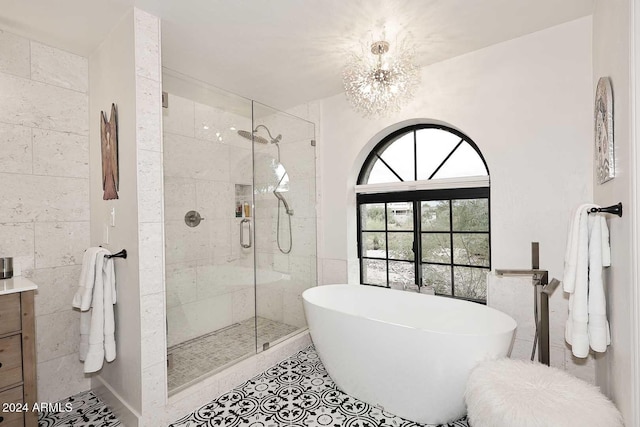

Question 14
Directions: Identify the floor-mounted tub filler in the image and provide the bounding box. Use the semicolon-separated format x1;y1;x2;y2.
302;284;517;425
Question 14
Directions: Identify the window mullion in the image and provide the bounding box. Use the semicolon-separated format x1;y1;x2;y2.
449;199;455;297
414;200;421;288
384;202;390;288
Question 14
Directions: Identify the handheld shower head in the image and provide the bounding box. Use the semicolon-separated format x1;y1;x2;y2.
274;191;293;215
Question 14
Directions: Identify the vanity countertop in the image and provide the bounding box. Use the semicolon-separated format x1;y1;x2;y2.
0;276;38;295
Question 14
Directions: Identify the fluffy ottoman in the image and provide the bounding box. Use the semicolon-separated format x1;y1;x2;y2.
465;359;623;427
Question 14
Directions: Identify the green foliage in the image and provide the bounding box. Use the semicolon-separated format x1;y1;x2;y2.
361;198;489;300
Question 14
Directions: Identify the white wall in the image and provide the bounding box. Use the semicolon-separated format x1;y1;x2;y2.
319;17;593;282
0;29;90;402
592;0;636;424
88;9;165;426
89;8;143;418
318;17;594;371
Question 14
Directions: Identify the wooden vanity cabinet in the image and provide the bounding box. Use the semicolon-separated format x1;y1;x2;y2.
0;291;37;427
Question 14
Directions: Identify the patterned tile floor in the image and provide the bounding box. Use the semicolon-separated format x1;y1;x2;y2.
38;346;469;426
169;346;469;427
38;391;120;426
169;317;300;392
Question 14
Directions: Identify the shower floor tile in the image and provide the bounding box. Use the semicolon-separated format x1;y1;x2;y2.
169;345;470;427
168;316;300;392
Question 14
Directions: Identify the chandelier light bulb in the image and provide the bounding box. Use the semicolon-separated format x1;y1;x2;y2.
343;36;420;118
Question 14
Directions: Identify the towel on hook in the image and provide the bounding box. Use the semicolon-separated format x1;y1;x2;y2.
72;247;117;373
563;204;611;357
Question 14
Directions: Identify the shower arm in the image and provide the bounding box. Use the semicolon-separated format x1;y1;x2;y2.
254;124;281;143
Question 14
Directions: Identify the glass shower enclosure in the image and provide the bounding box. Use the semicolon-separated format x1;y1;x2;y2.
162;69;317;393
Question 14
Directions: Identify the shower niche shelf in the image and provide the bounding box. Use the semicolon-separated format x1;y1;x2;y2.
235;184;252;218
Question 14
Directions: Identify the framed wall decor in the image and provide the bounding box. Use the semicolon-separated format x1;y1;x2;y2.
595;77;614;184
101;103;119;200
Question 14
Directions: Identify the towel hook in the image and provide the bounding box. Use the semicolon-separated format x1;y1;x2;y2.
589;202;623;217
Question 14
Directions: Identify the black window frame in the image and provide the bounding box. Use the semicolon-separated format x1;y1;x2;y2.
356;124;490;303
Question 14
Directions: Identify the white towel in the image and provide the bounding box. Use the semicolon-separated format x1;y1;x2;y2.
563;205;611;357
72;247;117;373
588;215;611;352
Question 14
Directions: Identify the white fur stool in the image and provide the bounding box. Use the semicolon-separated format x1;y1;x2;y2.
465;359;623;427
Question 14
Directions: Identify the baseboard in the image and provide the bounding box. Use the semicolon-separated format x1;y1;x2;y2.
92;376;141;427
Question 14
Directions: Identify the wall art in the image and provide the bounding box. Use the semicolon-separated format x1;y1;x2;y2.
595;77;614;184
101;103;119;200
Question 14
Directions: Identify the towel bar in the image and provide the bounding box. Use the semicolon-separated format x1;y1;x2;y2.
105;249;127;259
589;202;622;217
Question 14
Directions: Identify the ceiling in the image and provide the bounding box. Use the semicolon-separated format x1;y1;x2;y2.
0;0;594;109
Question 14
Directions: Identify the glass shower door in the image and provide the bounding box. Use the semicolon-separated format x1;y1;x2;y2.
163;69;258;393
251;102;317;351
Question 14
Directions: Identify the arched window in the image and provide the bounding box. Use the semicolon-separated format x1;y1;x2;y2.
356;124;490;302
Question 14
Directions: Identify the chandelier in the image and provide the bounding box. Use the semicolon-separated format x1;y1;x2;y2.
343;36;420;118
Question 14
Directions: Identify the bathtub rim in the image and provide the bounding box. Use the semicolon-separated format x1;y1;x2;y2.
302;283;517;338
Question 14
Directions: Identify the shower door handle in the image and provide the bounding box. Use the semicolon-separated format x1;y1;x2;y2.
240;219;252;248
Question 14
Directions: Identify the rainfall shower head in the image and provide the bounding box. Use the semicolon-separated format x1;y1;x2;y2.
237;129;270;144
237;124;282;145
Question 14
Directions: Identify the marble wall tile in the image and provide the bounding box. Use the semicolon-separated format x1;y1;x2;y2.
164;220;210;264
290;218;316;257
37;353;90;404
141;293;166;367
194;102;224;143
134;9;160;82
137;149;163;223
140;267;164;297
196;263;252;299
196;180;234;220
283;291;306;328
228;146;253;185
256;287;283;323
36;309;80;362
0;72;88;135
32;265;82;316
209;219;232;259
0;122;32;174
0;223;34;275
136;76;162;152
0;30;30;78
197;293;233;332
0;173;89;222
35;221;89;269
167;293;233;345
279;142;315;181
163;94;194;137
139;222;163;272
272;253;290;273
30;41;88;93
142;361;166;420
232;288;256;323
164;133;230;181
163;176;196;221
165;261;197;308
32;128;89;178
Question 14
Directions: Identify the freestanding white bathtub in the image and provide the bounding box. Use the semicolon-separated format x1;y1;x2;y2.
302;284;516;425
